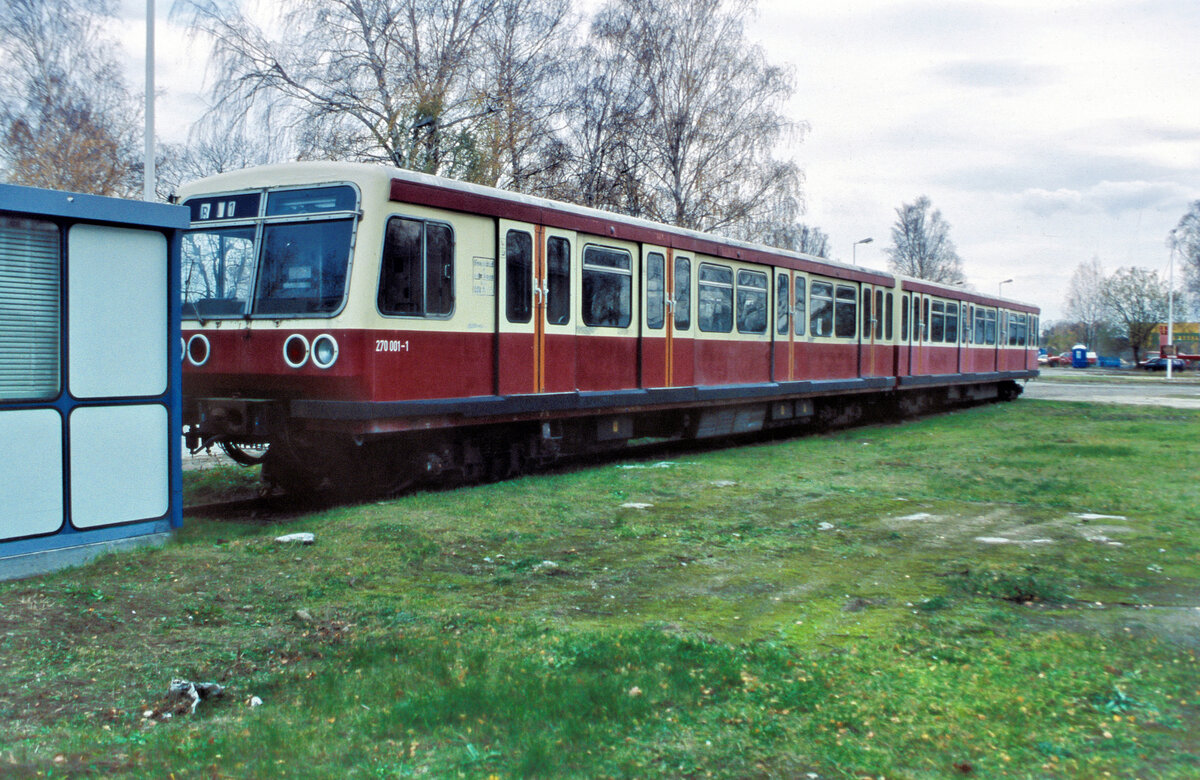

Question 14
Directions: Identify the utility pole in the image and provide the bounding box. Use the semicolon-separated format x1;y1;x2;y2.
144;0;155;202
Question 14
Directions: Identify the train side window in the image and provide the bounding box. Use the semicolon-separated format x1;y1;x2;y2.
901;293;909;341
861;288;872;338
674;256;691;330
875;289;885;340
945;302;959;344
698;263;733;333
646;252;665;329
424;223;453;316
378;218;453;317
930;300;945;342
736;270;768;334
884;292;893;341
546;236;570;325
776;274;789;335
0;217;60;401
793;276;806;336
582;245;632;328
985;309;997;345
505;229;532;324
835;284;857;339
922;297;931;342
810;280;833;337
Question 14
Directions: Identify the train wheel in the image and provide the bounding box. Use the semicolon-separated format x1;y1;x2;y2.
218;441;269;467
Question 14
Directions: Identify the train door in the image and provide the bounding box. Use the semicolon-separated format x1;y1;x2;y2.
497;219;577;395
668;253;695;386
773;271;793;381
773;270;806;381
641;247;669;387
542;229;576;393
860;285;889;377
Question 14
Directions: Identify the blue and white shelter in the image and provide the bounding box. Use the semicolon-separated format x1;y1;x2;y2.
0;184;189;580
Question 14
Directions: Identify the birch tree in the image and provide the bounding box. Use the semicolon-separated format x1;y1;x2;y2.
583;0;802;236
885;196;965;284
1101;266;1168;363
0;0;141;196
1063;257;1108;348
174;0;503;179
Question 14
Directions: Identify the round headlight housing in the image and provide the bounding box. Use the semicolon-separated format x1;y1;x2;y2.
283;334;310;368
186;334;210;366
311;334;339;369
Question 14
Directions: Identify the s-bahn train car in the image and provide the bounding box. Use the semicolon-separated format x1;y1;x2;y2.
177;162;1038;492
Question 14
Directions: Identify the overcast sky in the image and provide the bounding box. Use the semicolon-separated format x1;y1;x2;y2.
121;0;1200;321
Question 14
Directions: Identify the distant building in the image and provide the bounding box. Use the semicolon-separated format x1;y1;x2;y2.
1161;322;1199;357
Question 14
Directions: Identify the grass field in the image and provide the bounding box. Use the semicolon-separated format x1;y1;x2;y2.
2;399;1199;778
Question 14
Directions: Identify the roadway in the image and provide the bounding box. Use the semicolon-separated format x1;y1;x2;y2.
1022;368;1200;409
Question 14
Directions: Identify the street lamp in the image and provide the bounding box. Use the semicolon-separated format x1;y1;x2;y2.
852;237;873;265
998;278;1013;296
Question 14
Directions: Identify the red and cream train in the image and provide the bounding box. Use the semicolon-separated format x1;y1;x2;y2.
178;162;1038;492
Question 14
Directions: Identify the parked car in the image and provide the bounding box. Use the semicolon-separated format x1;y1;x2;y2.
1138;357;1186;371
1039;354;1069;367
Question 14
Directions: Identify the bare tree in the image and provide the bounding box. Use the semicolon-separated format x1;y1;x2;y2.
1063;257;1108;348
885;196;965;284
472;0;576;194
0;0;141;196
763;222;829;257
1169;201;1200;307
174;0;503;179
1101;266;1169;363
157;109;286;199
583;0;803;236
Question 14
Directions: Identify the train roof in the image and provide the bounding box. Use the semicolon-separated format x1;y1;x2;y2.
177;161;1038;314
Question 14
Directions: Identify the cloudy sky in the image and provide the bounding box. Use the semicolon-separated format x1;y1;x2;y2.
121;0;1199;320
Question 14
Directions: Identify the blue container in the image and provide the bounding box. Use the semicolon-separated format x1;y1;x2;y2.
1071;347;1089;368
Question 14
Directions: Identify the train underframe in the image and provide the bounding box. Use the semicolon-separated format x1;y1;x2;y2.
185;379;1023;496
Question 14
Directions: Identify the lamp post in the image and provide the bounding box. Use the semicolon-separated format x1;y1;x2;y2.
852;237;873;265
998;278;1013;296
1167;242;1175;379
144;0;155;202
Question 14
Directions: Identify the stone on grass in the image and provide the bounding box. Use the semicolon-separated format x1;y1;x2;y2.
275;532;315;545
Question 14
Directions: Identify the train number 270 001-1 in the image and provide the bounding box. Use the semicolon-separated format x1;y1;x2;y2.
375;339;411;353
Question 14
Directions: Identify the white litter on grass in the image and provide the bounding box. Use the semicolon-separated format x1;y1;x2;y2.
711;480;737;487
616;462;677;470
818;522;835;531
975;537;1054;545
1074;513;1127;521
275;532;315;545
1083;534;1113;543
894;513;935;521
620;502;653;509
249;696;263;708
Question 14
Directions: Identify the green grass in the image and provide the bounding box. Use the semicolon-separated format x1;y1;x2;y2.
3;399;1199;777
181;463;262;505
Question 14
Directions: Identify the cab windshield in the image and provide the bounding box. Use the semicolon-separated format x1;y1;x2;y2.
182;185;357;319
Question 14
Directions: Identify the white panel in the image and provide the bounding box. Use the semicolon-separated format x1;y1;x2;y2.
0;409;63;539
70;405;168;528
68;225;167;399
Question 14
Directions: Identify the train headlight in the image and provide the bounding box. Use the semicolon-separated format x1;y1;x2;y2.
311;334;339;369
186;334;210;366
283;334;310;368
